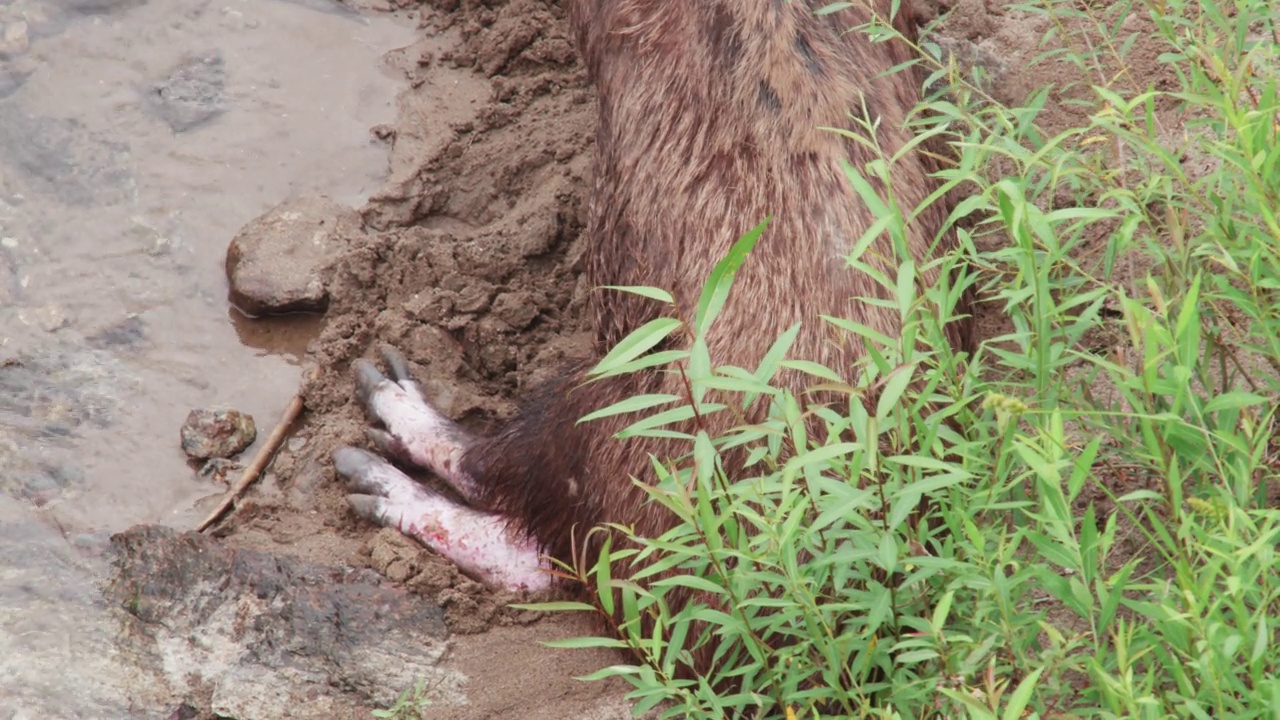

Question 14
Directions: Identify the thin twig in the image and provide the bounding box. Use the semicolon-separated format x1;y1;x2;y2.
196;392;306;533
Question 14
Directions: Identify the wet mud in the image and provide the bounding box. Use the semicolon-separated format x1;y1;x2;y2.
0;0;413;715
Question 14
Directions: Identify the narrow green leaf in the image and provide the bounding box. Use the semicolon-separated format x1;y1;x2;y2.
695;219;770;335
510;601;598;612
597;285;676;304
590;317;683;376
578;394;681;424
651;574;729;595
1001;667;1044;720
542;636;631;650
574;665;643;682
596;534;615;616
875;362;919;422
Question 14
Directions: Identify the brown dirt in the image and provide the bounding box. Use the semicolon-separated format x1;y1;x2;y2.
216;0;1182;716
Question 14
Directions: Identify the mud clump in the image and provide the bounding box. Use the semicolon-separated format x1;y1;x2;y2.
302;0;596;424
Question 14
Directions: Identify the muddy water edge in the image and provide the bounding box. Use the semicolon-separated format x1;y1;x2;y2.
0;0;417;716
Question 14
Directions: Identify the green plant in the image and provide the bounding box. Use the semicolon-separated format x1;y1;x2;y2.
371;679;432;720
518;0;1280;717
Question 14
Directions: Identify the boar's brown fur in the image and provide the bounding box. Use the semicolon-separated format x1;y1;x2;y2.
458;0;973;675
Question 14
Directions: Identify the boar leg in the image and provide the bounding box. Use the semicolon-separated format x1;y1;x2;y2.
331;346;551;593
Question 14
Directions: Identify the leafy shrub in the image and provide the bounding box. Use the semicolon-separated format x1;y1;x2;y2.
519;0;1280;717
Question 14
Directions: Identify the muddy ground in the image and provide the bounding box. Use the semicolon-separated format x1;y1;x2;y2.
199;0;1181;717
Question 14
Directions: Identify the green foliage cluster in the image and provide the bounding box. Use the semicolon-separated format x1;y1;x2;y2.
372;679;432;720
518;0;1280;717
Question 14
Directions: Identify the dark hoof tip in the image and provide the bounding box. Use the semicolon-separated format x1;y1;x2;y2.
332;445;378;480
378;345;414;383
367;427;407;459
353;359;387;405
346;494;385;524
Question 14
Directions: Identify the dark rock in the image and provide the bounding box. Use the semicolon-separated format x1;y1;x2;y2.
179;408;256;460
0;57;34;100
166;703;200;720
0;104;135;206
0;346;130;450
106;525;462;717
198;457;244;484
0;243;17;304
87;314;146;348
55;0;149;14
147;50;227;132
224;196;363;317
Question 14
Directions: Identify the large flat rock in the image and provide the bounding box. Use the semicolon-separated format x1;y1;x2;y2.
106;524;465;718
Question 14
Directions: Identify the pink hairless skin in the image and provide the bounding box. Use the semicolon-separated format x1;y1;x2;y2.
332;348;552;593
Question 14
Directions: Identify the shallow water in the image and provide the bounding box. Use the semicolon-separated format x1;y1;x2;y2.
0;0;414;714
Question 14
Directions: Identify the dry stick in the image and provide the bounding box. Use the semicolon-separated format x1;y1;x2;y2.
197;392;306;533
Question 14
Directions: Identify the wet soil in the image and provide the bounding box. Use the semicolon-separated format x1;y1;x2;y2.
0;0;414;715
0;0;1188;717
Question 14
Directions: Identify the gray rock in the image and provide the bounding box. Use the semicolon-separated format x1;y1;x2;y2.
53;0;149;16
10;2;70;40
0;510;132;716
224;196;362;317
0;244;17;304
179;408;256;460
0;20;30;60
29;304;69;332
0;105;135;205
106;525;464;717
0;57;33;99
86;314;147;348
0;346;131;440
147;50;227;132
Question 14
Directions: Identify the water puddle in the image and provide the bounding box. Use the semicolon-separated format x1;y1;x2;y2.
0;0;415;714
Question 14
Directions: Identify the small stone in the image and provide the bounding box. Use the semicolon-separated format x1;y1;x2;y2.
16;3;64;40
286;435;308;452
198;457;244;485
0;21;29;60
180;409;257;460
55;0;148;13
18;471;61;506
147;51;226;133
70;533;111;556
224;196;362;317
165;703;200;720
87;315;145;348
30;305;68;332
0;250;16;305
0;56;35;100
